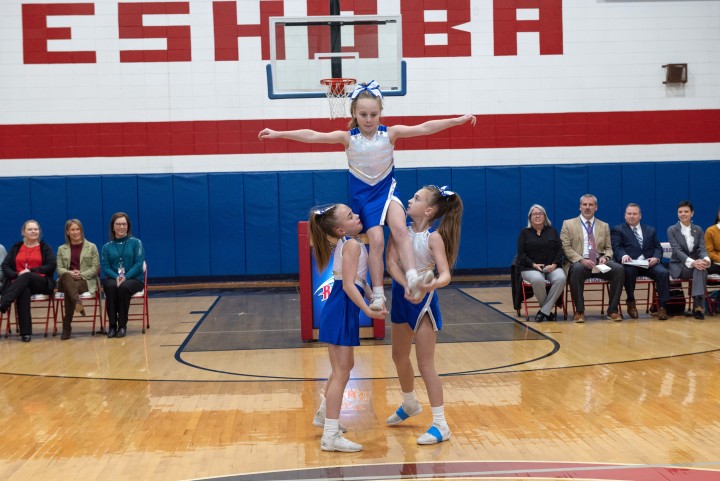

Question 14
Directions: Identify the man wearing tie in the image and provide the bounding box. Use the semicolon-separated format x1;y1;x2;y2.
611;203;670;320
561;194;624;323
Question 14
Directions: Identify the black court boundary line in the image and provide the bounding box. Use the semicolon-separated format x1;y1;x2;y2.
3;347;714;383
1;289;718;382
171;289;558;381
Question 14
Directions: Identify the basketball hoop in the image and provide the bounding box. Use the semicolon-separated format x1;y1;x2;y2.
320;78;356;119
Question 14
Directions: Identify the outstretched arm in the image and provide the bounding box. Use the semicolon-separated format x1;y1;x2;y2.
388;114;476;142
342;240;387;318
425;232;451;291
258;128;348;146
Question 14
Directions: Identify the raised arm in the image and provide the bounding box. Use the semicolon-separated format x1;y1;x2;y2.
388;114;476;142
258;128;348;146
427;232;451;290
341;240;385;318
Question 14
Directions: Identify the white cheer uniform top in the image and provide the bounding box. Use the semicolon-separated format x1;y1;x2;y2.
409;226;436;275
332;237;369;289
345;125;394;186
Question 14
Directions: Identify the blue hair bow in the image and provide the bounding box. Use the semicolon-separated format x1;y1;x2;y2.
312;204;336;216
438;185;455;197
350;80;383;99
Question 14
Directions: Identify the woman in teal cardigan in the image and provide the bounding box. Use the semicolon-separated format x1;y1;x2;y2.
56;219;100;340
100;212;145;338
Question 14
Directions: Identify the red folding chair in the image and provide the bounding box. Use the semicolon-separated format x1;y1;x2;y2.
54;280;102;336
566;278;623;317
1;304;12;338
708;274;720;315
11;293;55;337
520;279;566;321
633;276;655;314
102;261;149;334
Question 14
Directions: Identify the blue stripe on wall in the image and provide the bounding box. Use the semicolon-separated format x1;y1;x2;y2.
208;173;246;276
0;160;717;280
139;175;175;278
67;176;104;248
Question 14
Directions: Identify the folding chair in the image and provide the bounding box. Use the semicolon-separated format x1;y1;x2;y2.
1;303;11;338
633;276;655;314
565;278;623;317
657;242;704;315
54;278;102;336
705;274;720;315
11;292;55;337
102;261;149;334
520;279;566;321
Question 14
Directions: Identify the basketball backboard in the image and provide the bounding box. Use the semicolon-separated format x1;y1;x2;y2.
266;15;406;99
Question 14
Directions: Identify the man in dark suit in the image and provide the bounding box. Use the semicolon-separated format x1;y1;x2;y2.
611;203;670;320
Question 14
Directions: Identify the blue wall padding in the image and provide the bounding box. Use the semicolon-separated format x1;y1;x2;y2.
393;169;417;203
689;161;720;226
101;176;139;238
620;163;656;224
314;170;347;206
554;165;589;223
208;173;246;276
66;176;104;248
280;172;315;274
173;174;211;277
452;167;487;268
655;162;689;234
0;179;31;242
520;165;556;225
485;167;522;265
243;172;281;274
138;175;175;277
589;163;624;225
417;167;452;194
30;176;67;250
0;160;718;280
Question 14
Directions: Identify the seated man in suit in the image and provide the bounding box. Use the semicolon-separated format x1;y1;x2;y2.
561;194;624;323
611;203;670;320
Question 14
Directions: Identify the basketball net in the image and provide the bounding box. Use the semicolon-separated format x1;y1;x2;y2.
320;78;356;119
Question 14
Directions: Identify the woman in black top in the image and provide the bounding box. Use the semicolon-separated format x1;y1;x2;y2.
517;204;566;322
0;220;56;342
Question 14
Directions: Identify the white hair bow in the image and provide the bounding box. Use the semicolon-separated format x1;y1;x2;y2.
350;80;382;99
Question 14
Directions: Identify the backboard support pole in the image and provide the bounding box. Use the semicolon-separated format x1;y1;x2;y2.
330;0;342;78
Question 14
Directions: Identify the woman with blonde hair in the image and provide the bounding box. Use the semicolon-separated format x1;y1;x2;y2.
56;219;100;340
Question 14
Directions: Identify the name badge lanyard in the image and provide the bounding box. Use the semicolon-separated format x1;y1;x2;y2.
115;241;127;276
582;219;595;256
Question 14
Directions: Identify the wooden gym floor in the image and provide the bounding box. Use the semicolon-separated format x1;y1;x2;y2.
0;282;719;481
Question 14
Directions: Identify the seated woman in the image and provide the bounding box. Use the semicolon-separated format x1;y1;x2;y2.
100;212;145;338
56;219;100;340
517;204;566;322
705;206;720;277
0;220;57;342
667;200;710;319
